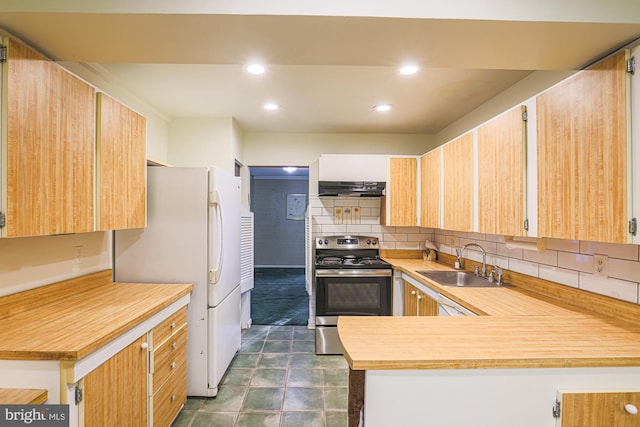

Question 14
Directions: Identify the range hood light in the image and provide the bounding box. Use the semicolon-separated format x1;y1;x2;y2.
245;63;266;75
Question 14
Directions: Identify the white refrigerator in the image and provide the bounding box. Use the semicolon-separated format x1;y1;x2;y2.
114;166;241;397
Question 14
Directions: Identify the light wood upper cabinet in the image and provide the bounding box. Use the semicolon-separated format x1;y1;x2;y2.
442;133;474;232
2;37;95;237
420;148;441;229
382;157;417;226
96;93;147;231
477;105;527;236
537;50;630;243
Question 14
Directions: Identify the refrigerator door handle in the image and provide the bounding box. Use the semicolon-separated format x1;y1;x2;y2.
209;190;224;284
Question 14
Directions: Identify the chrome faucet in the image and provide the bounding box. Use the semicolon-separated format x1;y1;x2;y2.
456;243;487;277
488;265;503;286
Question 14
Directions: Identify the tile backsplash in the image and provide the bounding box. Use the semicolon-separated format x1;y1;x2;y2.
310;196;640;305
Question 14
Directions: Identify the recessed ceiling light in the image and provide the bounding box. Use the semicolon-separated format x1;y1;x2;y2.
399;64;419;75
246;64;266;75
374;104;392;112
264;103;279;111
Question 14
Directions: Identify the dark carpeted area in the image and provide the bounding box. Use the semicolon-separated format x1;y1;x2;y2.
251;267;309;326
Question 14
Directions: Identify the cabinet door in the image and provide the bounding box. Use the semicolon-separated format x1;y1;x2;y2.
3;37;95;237
96;93;147;230
537;50;630;243
420;148;441;229
560;391;640;427
443;133;474;232
477;106;527;236
417;291;438;316
383;157;417;226
403;282;419;316
83;335;148;427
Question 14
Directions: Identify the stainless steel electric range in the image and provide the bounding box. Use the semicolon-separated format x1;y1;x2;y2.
314;235;392;355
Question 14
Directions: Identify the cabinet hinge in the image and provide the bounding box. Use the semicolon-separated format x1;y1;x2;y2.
0;212;5;228
0;45;6;63
552;400;561;418
523;219;529;231
630;218;638;236
522;110;528;121
627;57;636;75
75;386;83;404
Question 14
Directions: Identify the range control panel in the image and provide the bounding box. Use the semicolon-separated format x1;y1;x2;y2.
316;235;380;250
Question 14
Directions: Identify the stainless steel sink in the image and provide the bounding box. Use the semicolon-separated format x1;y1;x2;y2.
416;270;501;288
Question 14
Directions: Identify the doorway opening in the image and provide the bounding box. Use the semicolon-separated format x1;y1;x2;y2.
249;166;309;326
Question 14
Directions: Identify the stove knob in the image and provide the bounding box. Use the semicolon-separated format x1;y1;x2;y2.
372;239;378;245
324;239;329;245
366;239;371;245
317;239;323;245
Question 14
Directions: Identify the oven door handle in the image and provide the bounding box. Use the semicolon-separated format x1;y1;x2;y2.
315;269;392;277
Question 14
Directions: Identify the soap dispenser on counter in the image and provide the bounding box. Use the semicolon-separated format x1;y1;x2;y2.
423;240;438;261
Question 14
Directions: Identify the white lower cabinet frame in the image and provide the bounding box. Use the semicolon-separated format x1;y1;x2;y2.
0;295;190;427
363;366;640;427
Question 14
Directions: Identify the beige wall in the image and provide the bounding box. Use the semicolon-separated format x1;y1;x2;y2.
243;132;435;167
0;232;111;297
167;117;238;173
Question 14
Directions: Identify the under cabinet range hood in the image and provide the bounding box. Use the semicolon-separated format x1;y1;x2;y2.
318;181;385;197
318;154;387;197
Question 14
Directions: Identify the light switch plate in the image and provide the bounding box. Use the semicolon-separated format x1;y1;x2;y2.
593;254;609;277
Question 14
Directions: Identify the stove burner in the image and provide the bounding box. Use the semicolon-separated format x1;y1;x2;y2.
316;255;387;267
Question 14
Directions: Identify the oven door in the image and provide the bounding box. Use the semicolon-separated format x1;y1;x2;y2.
315;269;392;318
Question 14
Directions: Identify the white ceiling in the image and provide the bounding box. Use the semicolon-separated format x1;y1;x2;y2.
0;11;639;134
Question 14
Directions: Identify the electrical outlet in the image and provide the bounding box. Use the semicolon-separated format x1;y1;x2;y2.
74;245;84;266
352;206;361;224
334;207;343;224
593;254;609;277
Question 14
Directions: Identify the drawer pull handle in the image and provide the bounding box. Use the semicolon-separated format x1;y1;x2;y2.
141;342;149;350
171;394;176;401
170;322;177;329
171;342;177;349
170;362;177;369
625;404;638;415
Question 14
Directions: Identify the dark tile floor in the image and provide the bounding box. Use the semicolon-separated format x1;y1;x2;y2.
172;325;349;427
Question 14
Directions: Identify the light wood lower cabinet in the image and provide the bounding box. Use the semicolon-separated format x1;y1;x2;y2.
150;307;188;427
559;390;640;427
83;307;188;427
403;282;438;316
83;335;148;427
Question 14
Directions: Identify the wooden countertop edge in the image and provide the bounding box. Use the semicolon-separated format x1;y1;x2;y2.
0;388;48;405
0;270;194;361
347;356;640;371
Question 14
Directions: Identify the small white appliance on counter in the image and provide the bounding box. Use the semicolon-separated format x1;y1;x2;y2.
114;166;242;397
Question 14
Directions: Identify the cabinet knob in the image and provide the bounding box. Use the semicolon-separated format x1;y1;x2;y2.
171;342;178;350
171;394;176;402
141;342;149;349
170;322;177;329
625;404;638;415
417;295;422;300
170;362;177;369
411;290;416;296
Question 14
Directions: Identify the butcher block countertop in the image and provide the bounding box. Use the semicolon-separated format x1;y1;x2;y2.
0;270;193;361
338;257;640;371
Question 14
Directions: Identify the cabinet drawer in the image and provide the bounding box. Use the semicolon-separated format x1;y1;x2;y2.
153;307;187;347
152;361;186;427
152;325;188;394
